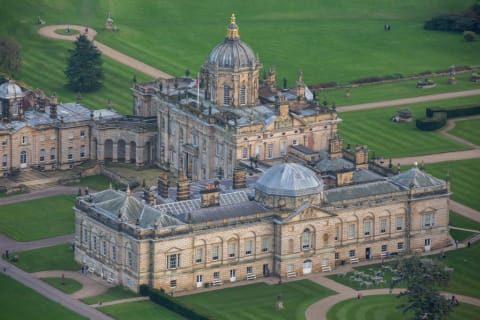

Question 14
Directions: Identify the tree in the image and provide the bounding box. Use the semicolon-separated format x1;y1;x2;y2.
463;31;476;42
0;37;22;77
390;256;452;320
64;34;104;92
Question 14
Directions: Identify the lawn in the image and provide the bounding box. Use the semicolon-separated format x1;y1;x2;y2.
1;0;479;115
66;175;112;191
448;118;480;146
327;294;480;320
10;243;80;273
99;300;185;320
449;211;480;242
42;277;83;294
177;280;335;320
0;273;85;320
338;96;477;159
0;195;75;241
323;72;480;107
82;286;138;305
424;158;480;211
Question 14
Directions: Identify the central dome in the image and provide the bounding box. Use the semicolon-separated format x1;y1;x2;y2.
0;80;23;99
255;163;324;197
208;14;256;69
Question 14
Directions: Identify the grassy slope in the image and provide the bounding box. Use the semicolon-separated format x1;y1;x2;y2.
327;294;480;320
424;158;480;211
0;195;75;241
42;277;83;294
449;211;480;242
338;96;478;158
0;273;85;320
82;286;138;305
10;243;80;273
448;118;480;146
178;280;335;320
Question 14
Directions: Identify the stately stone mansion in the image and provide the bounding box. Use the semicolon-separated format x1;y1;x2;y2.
1;15;451;293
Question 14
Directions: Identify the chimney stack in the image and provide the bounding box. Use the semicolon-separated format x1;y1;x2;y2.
200;183;221;208
176;176;190;201
157;172;169;198
355;145;369;169
50;93;58;119
233;168;247;189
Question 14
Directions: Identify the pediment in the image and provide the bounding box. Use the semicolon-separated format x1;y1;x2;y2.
284;205;333;223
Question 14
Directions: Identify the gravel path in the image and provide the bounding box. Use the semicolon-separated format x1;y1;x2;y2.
37;25;173;80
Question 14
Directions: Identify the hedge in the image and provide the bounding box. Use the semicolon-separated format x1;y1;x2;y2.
148;288;210;320
426;105;480;118
416;112;447;131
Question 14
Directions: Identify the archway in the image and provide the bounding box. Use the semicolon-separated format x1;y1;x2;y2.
117;140;126;161
104;139;113;161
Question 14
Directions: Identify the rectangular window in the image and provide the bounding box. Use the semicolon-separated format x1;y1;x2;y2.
83;229;88;243
334;226;339;241
102;241;107;256
213;271;220;280
212;245;219;261
80;130;85;137
287;264;294;273
68;147;73;160
21;136;28;145
242;147;248;160
364;220;372;236
262;238;269;252
292;139;298;146
112;246;117;262
229;269;236;278
381;244;388;252
93;236;97;251
303;230;311;249
396;216;403;231
50;148;56;160
267;143;274;159
170;150;175;163
229;242;236;258
380;219;387;234
245;239;253;255
128;251;133;268
255;145;261;158
50;133;56;140
2;154;7;167
39;149;45;162
170;280;177;288
2;139;7;146
80;145;85;158
349;250;356;258
280;141;286;156
223;86;230;106
68;132;74;140
425;238;431;247
424;213;434;228
334;252;340;260
246;266;253;274
167;253;180;269
195;248;203;263
39;134;45;142
397;242;404;250
348;224;355;239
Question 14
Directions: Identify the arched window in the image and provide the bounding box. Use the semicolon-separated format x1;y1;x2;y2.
303;228;314;250
20;150;27;164
223;85;230;106
240;85;246;105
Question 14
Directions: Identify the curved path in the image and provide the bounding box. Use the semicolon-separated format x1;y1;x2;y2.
38;25;173;80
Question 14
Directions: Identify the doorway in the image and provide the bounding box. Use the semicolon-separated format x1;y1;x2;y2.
365;247;371;260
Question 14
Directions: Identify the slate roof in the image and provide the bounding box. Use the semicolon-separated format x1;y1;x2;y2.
324;180;403;203
389;167;446;189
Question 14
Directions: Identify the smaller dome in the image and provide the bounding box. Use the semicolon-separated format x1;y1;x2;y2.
255;163;324;197
0;80;23;99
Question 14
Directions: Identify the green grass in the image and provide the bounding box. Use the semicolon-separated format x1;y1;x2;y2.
0;273;86;320
66;175;112;191
424;159;480;211
338;96;477;158
323;72;480;107
327;294;480;320
0;195;75;241
449;211;480;242
1;0;479;115
42;277;83;294
10;243;80;273
82;286;138;305
448;118;480;146
177;279;335;320
99;300;185;320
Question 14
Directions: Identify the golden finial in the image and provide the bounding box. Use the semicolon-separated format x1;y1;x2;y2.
226;13;239;39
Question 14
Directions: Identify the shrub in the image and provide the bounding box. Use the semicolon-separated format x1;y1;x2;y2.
139;284;150;296
464;31;476;42
424;15;479;33
416;112;447;131
149;288;210;320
